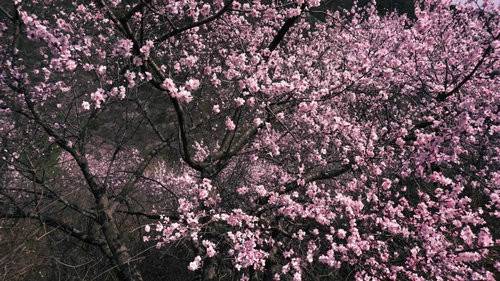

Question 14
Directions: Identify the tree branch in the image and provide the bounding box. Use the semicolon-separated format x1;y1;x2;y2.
436;35;498;101
155;0;234;44
268;5;305;52
0;208;103;247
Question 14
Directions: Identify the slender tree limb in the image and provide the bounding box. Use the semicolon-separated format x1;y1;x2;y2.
155;0;234;44
268;4;306;52
0;208;103;247
436;35;498;101
0;4;13;21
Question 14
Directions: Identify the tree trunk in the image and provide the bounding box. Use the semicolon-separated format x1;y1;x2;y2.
96;195;143;281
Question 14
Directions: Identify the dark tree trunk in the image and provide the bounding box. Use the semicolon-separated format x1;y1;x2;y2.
96;195;144;281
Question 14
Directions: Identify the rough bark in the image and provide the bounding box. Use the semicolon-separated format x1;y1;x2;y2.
96;195;144;281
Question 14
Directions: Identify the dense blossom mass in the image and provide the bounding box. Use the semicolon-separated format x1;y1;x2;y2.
0;0;499;280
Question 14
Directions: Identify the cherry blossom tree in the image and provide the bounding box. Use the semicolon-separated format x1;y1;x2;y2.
0;0;498;280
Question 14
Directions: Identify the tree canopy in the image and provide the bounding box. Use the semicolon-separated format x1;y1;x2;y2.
0;1;498;280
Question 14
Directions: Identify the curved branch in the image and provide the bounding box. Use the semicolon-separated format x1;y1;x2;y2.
268;4;305;52
155;0;234;44
0;208;103;247
436;35;498;101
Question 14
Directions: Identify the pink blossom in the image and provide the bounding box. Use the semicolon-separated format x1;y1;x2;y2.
185;78;200;91
236;186;248;195
381;178;392;190
234;97;245;107
200;4;211;17
82;101;90;110
114;39;133;58
460;226;475;246
477;228;493;247
161;78;177;92
202;240;217;257
225;117;236;131
337;229;346;239
139;40;154;58
90;88;105;108
188;256;202;271
172;88;193;103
